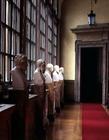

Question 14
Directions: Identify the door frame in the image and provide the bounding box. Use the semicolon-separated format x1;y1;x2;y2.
74;40;107;104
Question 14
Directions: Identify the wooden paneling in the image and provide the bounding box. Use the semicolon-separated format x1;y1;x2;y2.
25;95;38;140
0;105;15;140
64;80;74;103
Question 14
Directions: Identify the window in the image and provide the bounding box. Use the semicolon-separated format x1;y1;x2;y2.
0;0;59;82
53;0;58;15
26;0;37;80
39;1;46;60
0;0;20;82
48;0;53;5
53;23;58;65
38;0;59;65
47;15;52;63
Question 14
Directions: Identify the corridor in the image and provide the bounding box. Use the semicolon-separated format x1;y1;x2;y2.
46;104;82;140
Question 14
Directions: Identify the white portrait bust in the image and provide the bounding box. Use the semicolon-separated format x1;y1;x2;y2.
11;54;28;90
33;59;45;86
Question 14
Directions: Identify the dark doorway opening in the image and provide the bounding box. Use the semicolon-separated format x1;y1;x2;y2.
80;47;102;103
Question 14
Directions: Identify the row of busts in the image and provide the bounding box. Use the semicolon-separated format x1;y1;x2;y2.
33;59;64;86
10;54;64;123
32;59;64;121
10;54;64;91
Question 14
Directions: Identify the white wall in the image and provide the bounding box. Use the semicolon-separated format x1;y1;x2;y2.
60;0;109;80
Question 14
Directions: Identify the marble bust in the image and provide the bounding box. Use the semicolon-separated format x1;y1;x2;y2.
11;54;28;90
33;59;45;86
